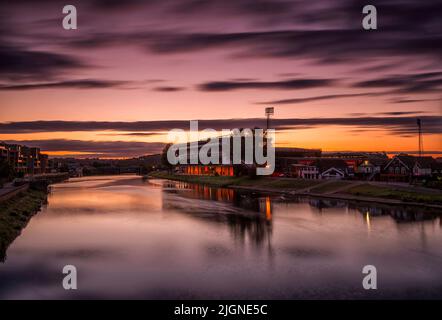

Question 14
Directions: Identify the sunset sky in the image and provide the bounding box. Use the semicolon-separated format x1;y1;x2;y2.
0;0;441;158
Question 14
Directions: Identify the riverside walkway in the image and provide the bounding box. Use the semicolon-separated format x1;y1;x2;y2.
0;183;29;202
0;172;69;202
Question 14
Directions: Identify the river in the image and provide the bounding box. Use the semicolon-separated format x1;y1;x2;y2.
0;175;441;299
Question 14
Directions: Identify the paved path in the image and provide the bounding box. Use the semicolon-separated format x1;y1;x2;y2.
0;183;29;202
0;182;16;196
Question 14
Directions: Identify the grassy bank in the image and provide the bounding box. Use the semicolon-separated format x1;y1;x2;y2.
148;171;323;190
148;171;442;206
345;184;442;205
309;180;349;194
0;189;47;261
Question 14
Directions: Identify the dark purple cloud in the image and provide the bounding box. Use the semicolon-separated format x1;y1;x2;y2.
348;111;429;116
1;0;439;102
2;1;441;65
0;44;84;81
3;139;165;158
98;132;157;137
0;79;133;91
353;72;442;94
256;93;383;105
1;116;441;135
171;0;295;18
198;78;335;92
153;86;184;92
19;0;435;70
392;98;440;104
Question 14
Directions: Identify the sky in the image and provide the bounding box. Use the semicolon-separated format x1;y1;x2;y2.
0;0;441;158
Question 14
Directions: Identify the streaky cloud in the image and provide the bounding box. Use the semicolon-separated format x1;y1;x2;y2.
1;116;441;135
198;78;335;92
256;93;383;105
0;79;133;91
2;139;165;158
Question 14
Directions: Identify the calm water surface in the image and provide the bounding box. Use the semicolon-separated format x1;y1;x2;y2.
1;175;441;299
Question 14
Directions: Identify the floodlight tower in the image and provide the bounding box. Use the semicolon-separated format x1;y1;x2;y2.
265;107;274;132
417;118;423;157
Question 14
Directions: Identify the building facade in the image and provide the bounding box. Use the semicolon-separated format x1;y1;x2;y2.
169;129;271;177
0;142;50;175
382;154;436;181
290;159;350;180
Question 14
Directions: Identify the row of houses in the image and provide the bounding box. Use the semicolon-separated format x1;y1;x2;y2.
380;154;442;182
289;153;442;181
168;137;442;182
0;143;52;175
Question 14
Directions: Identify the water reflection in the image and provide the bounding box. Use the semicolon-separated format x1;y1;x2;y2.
162;180;441;228
303;196;441;225
0;176;441;299
159;180;442;257
161;181;273;249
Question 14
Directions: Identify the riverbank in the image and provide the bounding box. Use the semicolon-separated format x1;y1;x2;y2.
148;171;442;209
0;188;47;262
0;173;70;262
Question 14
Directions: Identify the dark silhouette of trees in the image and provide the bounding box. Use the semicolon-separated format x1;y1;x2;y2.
161;143;173;172
0;159;15;187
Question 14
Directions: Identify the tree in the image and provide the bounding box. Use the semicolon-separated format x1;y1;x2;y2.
0;159;15;187
161;143;173;172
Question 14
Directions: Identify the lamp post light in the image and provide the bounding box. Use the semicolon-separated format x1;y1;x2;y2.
265;107;274;132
